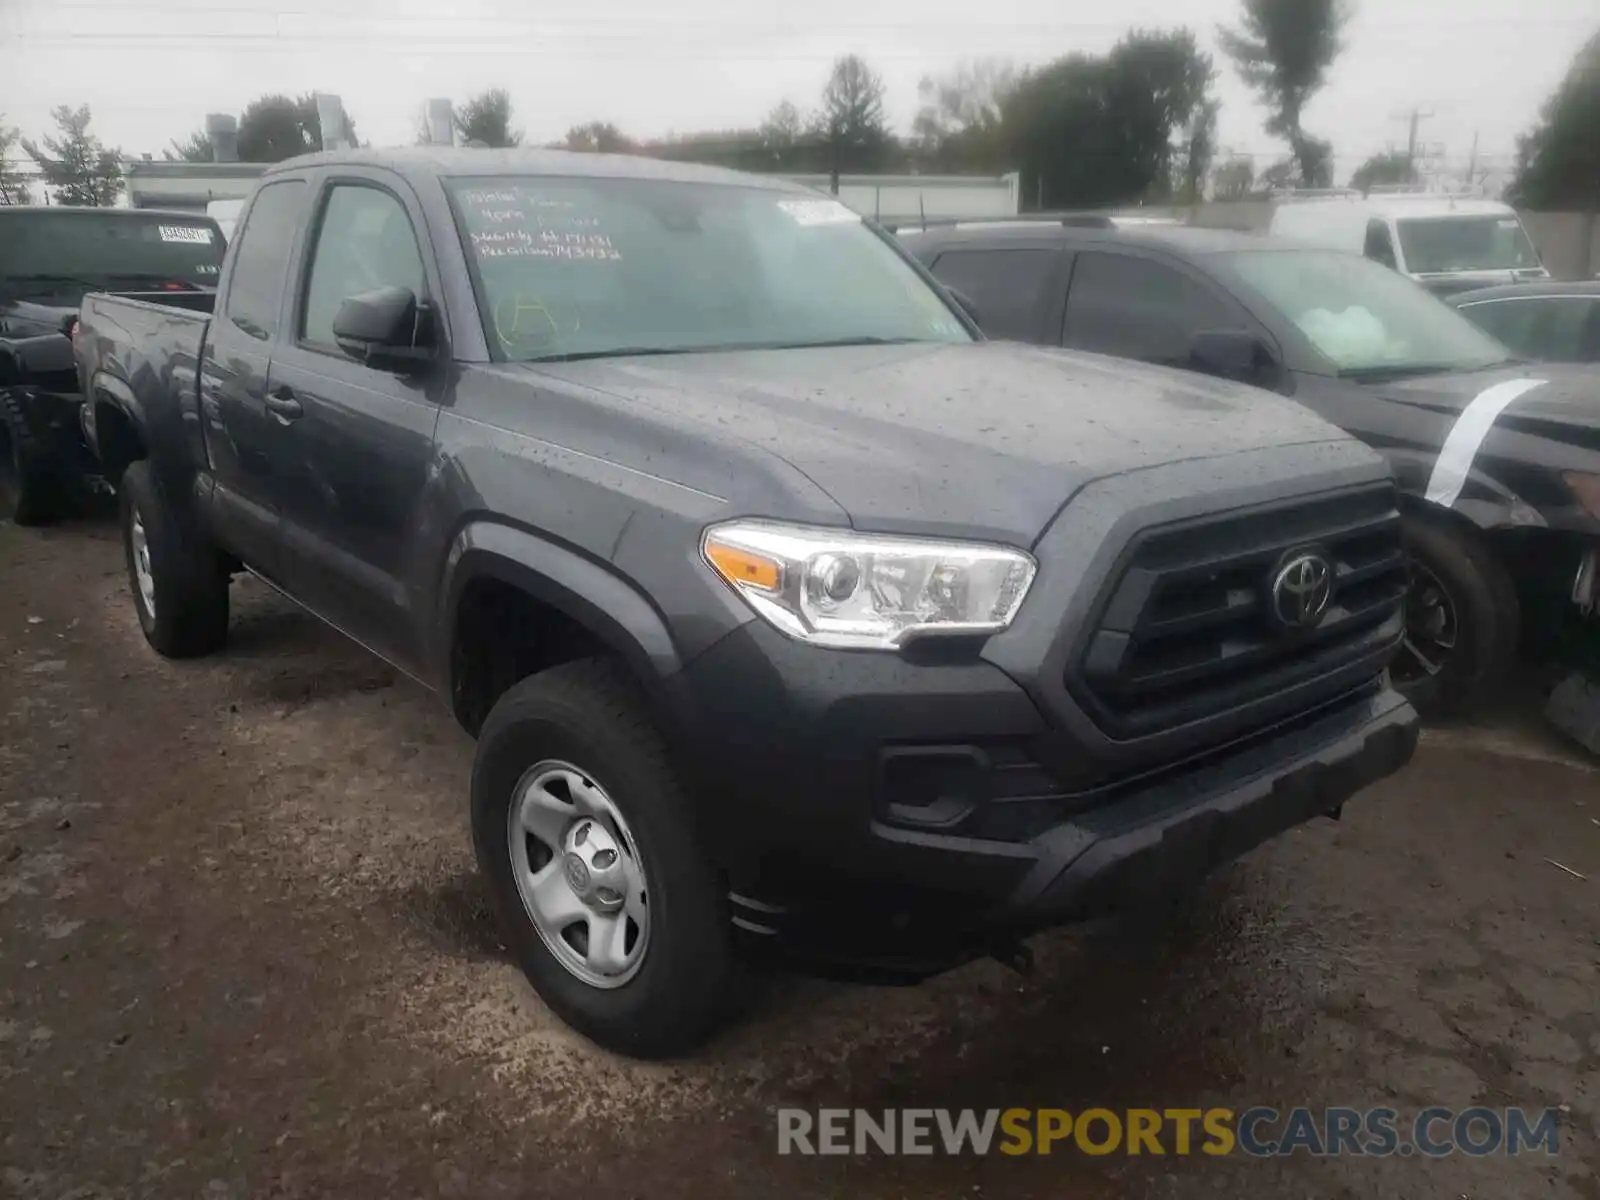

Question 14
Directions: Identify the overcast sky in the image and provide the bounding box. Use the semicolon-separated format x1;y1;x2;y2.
1;0;1593;182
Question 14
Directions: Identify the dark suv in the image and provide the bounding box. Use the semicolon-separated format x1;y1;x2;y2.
75;152;1417;1056
904;220;1600;716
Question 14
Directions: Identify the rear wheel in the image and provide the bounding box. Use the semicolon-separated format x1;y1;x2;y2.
119;460;230;658
0;389;64;527
472;658;737;1057
1392;509;1519;718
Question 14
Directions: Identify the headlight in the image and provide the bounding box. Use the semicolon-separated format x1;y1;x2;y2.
1564;471;1600;520
701;520;1037;650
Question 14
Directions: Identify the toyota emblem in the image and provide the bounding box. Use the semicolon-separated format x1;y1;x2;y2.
1270;552;1334;629
564;854;591;893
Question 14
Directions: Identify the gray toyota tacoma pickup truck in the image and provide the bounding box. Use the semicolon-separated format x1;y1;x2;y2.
74;148;1419;1057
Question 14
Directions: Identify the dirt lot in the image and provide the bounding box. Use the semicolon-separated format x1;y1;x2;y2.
2;514;1598;1200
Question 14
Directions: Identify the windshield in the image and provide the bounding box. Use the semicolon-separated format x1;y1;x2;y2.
1396;215;1542;274
447;176;971;362
1224;248;1513;377
0;212;224;301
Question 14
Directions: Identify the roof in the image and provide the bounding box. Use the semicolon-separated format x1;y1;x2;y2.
1446;281;1600;304
0;205;220;221
262;146;814;194
898;221;1274;257
1277;195;1517;221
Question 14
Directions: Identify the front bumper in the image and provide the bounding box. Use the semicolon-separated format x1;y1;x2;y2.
667;620;1418;977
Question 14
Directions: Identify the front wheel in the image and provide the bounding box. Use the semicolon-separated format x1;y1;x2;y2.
471;658;737;1058
1391;509;1519;718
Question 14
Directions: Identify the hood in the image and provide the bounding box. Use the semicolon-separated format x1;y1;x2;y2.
1417;269;1550;297
1370;362;1600;439
531;340;1357;544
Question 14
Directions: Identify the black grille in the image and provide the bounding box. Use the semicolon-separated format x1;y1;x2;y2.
1069;484;1408;738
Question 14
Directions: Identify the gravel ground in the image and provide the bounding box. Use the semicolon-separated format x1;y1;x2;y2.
2;514;1598;1199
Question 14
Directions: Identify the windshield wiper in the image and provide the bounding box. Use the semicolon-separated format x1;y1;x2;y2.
520;336;934;364
1338;361;1507;382
520;345;727;364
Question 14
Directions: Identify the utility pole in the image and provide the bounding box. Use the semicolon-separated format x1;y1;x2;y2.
1466;131;1479;187
1391;106;1435;175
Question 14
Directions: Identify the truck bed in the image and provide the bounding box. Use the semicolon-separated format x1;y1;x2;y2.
75;292;217;489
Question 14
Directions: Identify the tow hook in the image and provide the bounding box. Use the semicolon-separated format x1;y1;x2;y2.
991;939;1035;977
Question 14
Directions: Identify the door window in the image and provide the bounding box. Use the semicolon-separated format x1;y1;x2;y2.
223;180;307;342
300;185;425;351
926;248;1059;341
1061;251;1231;366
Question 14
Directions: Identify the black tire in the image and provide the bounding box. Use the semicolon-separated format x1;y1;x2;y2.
0;389;65;527
471;658;737;1058
119;460;230;658
1393;508;1520;718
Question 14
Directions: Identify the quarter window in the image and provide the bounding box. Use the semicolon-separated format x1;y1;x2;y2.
927;248;1059;341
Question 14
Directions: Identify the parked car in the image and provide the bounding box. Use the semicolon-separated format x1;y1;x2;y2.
1266;189;1549;296
902;221;1600;715
75;148;1419;1056
0;206;224;524
1448;281;1600;364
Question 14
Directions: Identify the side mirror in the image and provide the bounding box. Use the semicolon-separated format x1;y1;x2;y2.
946;287;981;328
332;286;435;370
1189;329;1279;386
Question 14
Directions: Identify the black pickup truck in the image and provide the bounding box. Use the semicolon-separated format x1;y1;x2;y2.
904;222;1600;715
74;148;1418;1056
0;206;224;525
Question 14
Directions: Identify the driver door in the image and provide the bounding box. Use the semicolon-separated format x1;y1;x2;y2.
263;174;448;672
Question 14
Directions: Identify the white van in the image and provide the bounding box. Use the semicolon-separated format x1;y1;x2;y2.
206;198;246;244
1268;188;1549;296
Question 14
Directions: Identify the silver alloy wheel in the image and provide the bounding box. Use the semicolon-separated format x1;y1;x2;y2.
130;510;157;619
508;760;650;989
1393;559;1458;683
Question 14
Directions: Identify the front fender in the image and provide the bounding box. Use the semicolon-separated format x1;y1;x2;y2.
434;520;684;691
1378;445;1547;531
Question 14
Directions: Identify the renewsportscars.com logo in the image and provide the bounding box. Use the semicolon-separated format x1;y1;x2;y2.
776;1107;1562;1158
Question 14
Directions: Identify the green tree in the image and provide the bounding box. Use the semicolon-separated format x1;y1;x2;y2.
165;128;214;163
1180;99;1221;201
1509;29;1600;211
813;54;892;188
236;94;358;163
455;88;521;148
21;105;122;206
1349;149;1415;193
1220;0;1349;188
0;116;31;205
1211;156;1256;199
911;58;1019;171
759;100;804;163
562;122;632;153
1003;30;1214;209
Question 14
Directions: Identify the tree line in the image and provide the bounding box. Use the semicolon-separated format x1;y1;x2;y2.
1;0;1595;217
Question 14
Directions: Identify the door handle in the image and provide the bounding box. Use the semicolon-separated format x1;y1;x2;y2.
265;388;303;422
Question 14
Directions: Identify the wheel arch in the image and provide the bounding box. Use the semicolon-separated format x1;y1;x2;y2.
436;520;684;735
